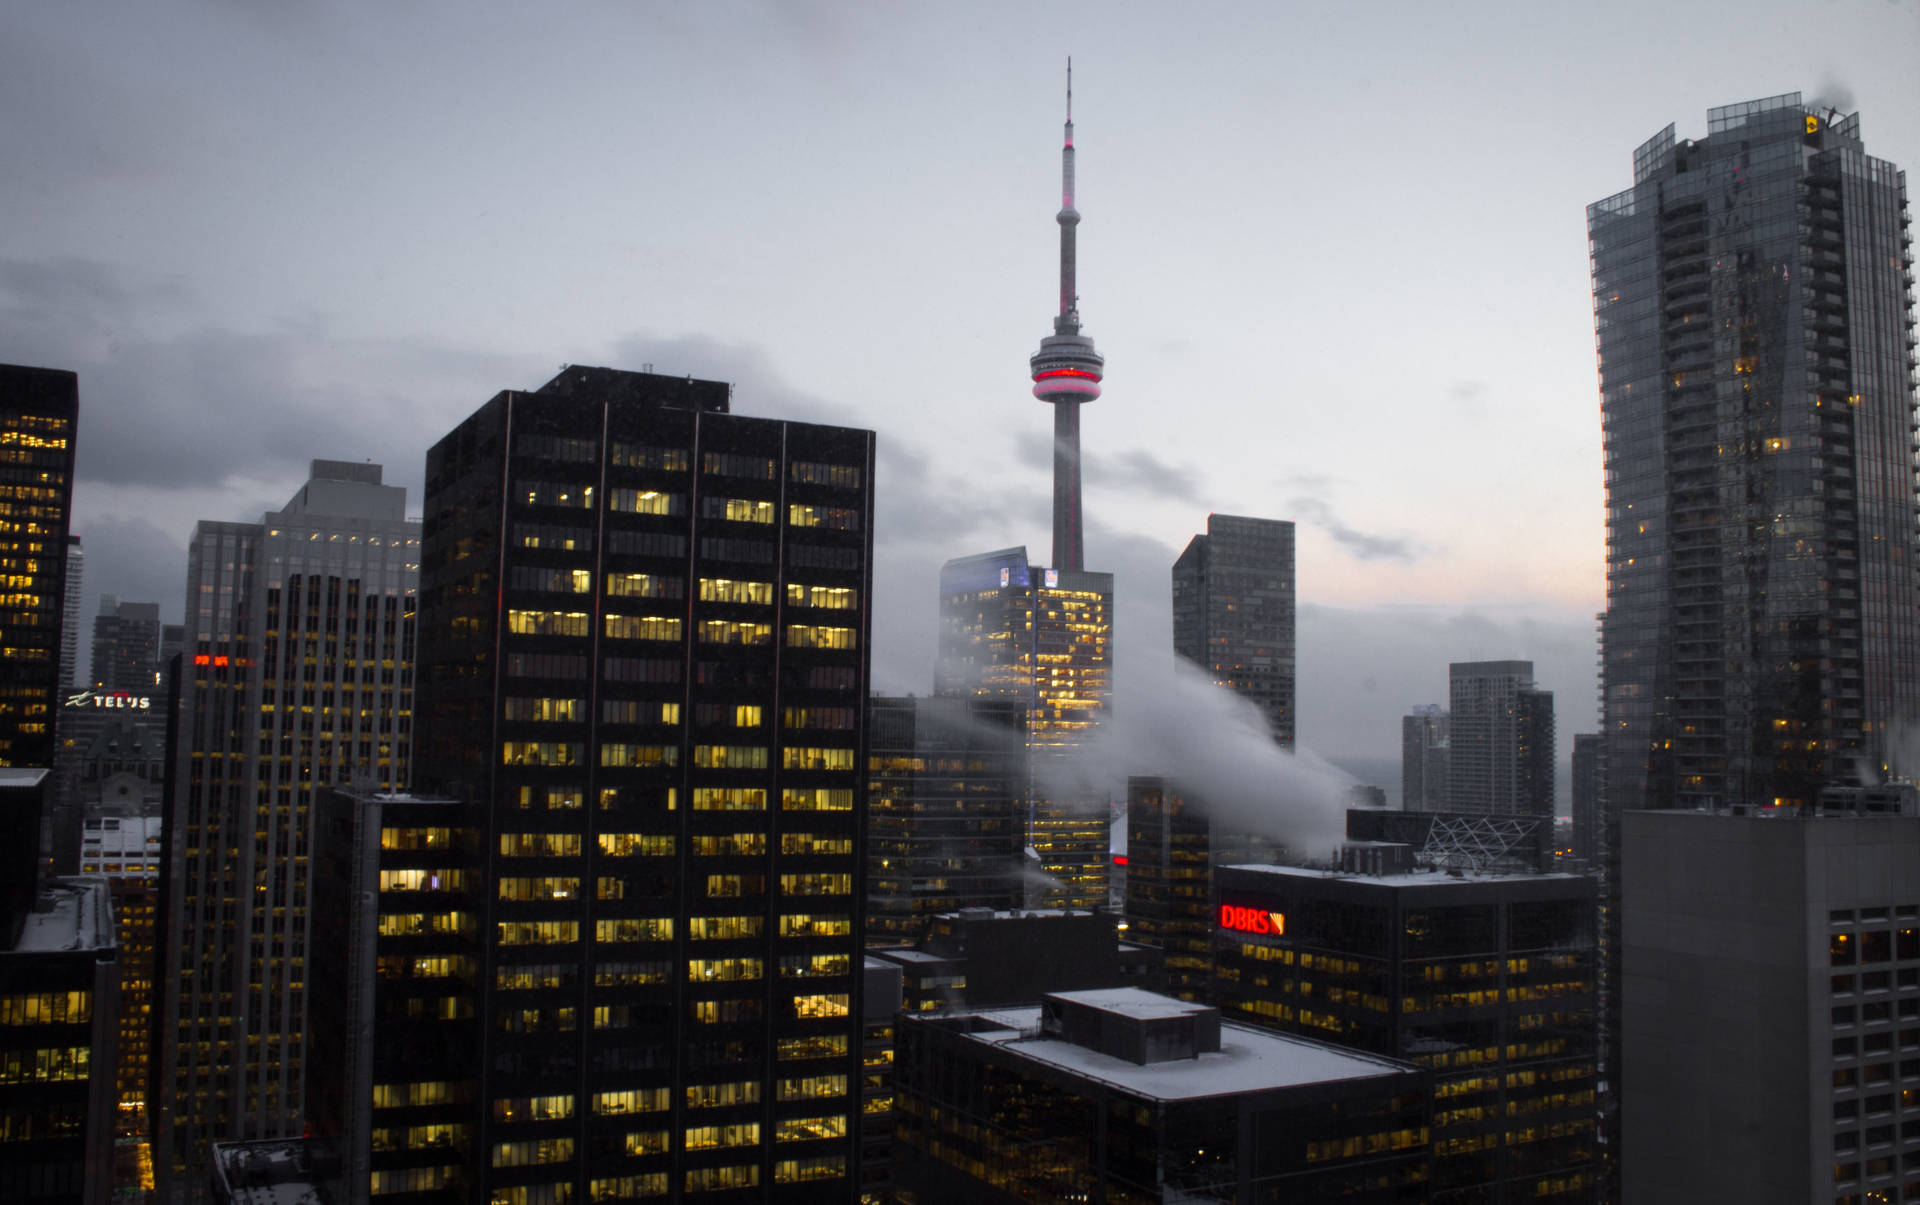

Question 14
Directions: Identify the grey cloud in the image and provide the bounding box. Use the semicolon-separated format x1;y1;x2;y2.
1011;431;1203;503
1275;470;1339;494
72;514;191;624
0;257;538;495
604;333;860;429
1288;496;1421;563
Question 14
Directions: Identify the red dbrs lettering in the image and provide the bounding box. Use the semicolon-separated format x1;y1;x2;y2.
1218;904;1286;936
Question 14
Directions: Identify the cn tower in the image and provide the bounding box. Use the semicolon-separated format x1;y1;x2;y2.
1029;58;1104;573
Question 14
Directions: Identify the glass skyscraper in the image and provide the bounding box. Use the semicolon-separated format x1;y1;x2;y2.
1590;93;1919;819
865;695;1025;945
1171;514;1295;749
936;547;1112;912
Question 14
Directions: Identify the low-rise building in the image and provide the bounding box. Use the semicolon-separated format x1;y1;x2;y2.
892;987;1431;1202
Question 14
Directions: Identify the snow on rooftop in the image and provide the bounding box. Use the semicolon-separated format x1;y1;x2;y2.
868;949;954;964
938;1005;1414;1101
1048;987;1212;1021
11;877;114;953
0;767;48;788
211;1138;330;1205
1221;863;1581;889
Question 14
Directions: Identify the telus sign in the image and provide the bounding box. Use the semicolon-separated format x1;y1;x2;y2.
1218;904;1285;936
65;689;152;711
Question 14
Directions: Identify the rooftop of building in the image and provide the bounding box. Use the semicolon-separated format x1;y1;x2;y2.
868;948;956;965
1222;862;1586;890
364;790;464;804
9;876;114;953
928;992;1415;1100
937;906;1102;922
1049;986;1211;1021
0;767;49;788
211;1139;339;1205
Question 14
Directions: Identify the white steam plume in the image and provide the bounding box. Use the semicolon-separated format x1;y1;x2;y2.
1091;655;1357;859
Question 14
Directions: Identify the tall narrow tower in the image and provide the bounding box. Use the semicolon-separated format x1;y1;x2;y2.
1030;60;1104;573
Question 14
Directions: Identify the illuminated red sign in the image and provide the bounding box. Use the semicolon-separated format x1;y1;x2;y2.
1218;904;1285;936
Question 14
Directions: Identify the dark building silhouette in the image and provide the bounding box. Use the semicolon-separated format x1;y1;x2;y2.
1570;733;1601;864
308;787;478;1201
865;696;1025;945
89;598;161;693
410;365;875;1200
0;365;77;774
869;906;1155;1013
154;461;418;1198
1172;514;1296;748
1214;862;1597;1202
1402;705;1450;812
1448;661;1554;823
59;536;81;691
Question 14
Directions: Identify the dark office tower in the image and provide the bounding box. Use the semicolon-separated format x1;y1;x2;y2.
1571;733;1601;863
60;536;82;690
1448;661;1554;822
90;598;160;693
1591;93;1920;816
308;787;479;1201
1029;61;1104;574
411;365;875;1202
937;547;1112;911
0;365;77;772
1171;515;1296;747
1516;686;1555;820
865;696;1025;945
1401;705;1450;811
154;461;418;1199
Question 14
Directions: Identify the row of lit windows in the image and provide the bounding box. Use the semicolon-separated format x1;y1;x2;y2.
376;911;472;937
0;991;90;1026
370;1081;471;1108
0;1047;90;1083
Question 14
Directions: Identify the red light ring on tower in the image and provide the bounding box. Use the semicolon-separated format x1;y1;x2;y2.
1033;368;1102;381
1032;379;1102;400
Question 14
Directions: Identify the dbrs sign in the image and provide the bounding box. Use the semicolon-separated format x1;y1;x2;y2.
1218;904;1285;936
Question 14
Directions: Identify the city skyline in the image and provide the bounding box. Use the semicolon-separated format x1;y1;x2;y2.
3;3;1916;767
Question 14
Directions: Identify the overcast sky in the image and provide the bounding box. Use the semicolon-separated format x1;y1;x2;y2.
5;1;1916;778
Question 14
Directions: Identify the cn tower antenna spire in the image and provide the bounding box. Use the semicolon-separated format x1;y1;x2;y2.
1030;57;1103;573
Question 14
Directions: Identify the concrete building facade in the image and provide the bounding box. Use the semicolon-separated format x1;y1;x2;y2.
1623;809;1920;1203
